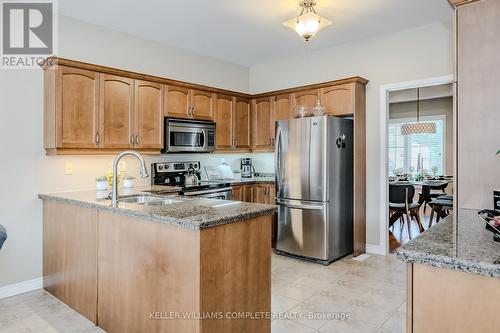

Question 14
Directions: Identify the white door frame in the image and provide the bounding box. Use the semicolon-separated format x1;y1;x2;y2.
379;75;454;255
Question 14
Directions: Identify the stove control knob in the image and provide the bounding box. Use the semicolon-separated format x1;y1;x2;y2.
158;165;163;170
164;165;169;169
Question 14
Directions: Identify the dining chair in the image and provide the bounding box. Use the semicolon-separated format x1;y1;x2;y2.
419;182;449;213
428;197;454;227
389;184;424;239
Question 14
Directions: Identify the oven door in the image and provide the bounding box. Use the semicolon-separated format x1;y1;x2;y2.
183;188;232;200
165;119;215;153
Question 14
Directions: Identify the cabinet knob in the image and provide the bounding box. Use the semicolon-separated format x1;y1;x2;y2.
130;135;135;145
96;132;100;144
135;135;139;145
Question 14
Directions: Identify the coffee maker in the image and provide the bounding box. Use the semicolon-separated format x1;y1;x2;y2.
240;158;255;179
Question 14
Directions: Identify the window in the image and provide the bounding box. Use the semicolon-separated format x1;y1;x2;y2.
388;116;445;176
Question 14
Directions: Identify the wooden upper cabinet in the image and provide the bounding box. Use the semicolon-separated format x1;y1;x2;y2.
274;94;292;121
100;74;134;149
134;80;164;149
164;85;190;119
215;94;233;150
320;83;355;116
57;66;100;148
164;86;214;121
191;90;215;120
252;97;275;151
233;97;251;149
293;89;320;109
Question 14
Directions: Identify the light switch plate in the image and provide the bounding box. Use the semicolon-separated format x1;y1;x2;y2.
65;162;73;175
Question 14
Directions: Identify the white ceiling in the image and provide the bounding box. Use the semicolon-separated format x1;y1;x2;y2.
59;0;453;67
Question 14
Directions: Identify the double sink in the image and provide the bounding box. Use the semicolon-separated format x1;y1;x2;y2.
117;193;183;206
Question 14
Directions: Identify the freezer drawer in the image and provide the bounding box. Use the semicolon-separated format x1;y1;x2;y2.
276;198;328;260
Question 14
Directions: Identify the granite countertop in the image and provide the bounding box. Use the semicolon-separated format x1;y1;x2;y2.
225;177;275;185
397;209;500;278
38;185;276;231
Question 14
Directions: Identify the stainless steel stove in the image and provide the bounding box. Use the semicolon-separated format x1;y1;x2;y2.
151;161;232;200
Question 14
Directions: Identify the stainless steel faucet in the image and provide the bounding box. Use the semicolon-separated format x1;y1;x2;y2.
111;151;149;207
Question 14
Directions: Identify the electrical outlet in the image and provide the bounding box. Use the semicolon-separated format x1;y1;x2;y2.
118;161;126;172
65;162;73;175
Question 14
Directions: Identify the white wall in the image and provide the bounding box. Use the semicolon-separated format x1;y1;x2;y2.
0;15;251;288
59;16;249;93
389;97;454;176
249;22;454;247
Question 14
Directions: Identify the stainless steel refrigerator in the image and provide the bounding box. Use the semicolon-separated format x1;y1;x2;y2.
275;116;353;264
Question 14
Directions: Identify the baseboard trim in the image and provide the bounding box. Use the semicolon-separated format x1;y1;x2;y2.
365;244;386;255
0;277;42;300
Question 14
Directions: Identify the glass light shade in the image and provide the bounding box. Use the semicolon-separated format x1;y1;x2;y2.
401;122;437;135
283;12;331;41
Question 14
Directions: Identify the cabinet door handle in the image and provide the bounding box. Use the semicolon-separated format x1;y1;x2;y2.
192;107;195;115
135;135;139;145
131;135;135;145
96;132;99;144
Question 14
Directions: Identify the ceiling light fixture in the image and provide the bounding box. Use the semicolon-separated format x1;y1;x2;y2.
283;0;331;41
401;88;437;135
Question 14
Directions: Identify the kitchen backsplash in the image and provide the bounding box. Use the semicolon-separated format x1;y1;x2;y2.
155;153;275;179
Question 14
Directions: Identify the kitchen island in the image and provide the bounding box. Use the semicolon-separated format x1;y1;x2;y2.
397;209;500;333
39;187;276;333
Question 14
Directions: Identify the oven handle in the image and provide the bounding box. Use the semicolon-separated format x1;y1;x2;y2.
182;187;233;196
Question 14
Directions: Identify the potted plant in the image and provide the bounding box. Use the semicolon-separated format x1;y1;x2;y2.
95;176;108;191
122;175;135;188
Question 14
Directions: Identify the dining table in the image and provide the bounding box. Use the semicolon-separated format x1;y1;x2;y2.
389;179;453;205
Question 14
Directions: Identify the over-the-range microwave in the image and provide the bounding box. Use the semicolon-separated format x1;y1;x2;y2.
162;118;216;153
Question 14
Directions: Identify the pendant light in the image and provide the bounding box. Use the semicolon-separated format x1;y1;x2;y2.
401;88;436;135
283;0;331;41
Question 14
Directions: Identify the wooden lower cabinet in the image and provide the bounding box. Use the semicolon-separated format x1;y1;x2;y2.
230;185;242;201
407;263;500;333
231;183;275;204
43;201;97;323
42;200;272;333
252;184;275;205
242;184;253;203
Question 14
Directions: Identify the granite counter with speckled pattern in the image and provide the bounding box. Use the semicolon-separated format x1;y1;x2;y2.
396;209;500;278
39;185;276;231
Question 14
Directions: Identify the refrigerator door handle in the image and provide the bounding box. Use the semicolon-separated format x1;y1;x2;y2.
276;198;324;210
275;127;283;196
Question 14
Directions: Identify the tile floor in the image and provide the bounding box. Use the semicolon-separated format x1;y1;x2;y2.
0;253;406;333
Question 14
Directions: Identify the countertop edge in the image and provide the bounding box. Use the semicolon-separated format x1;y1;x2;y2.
396;249;500;278
38;193;277;231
